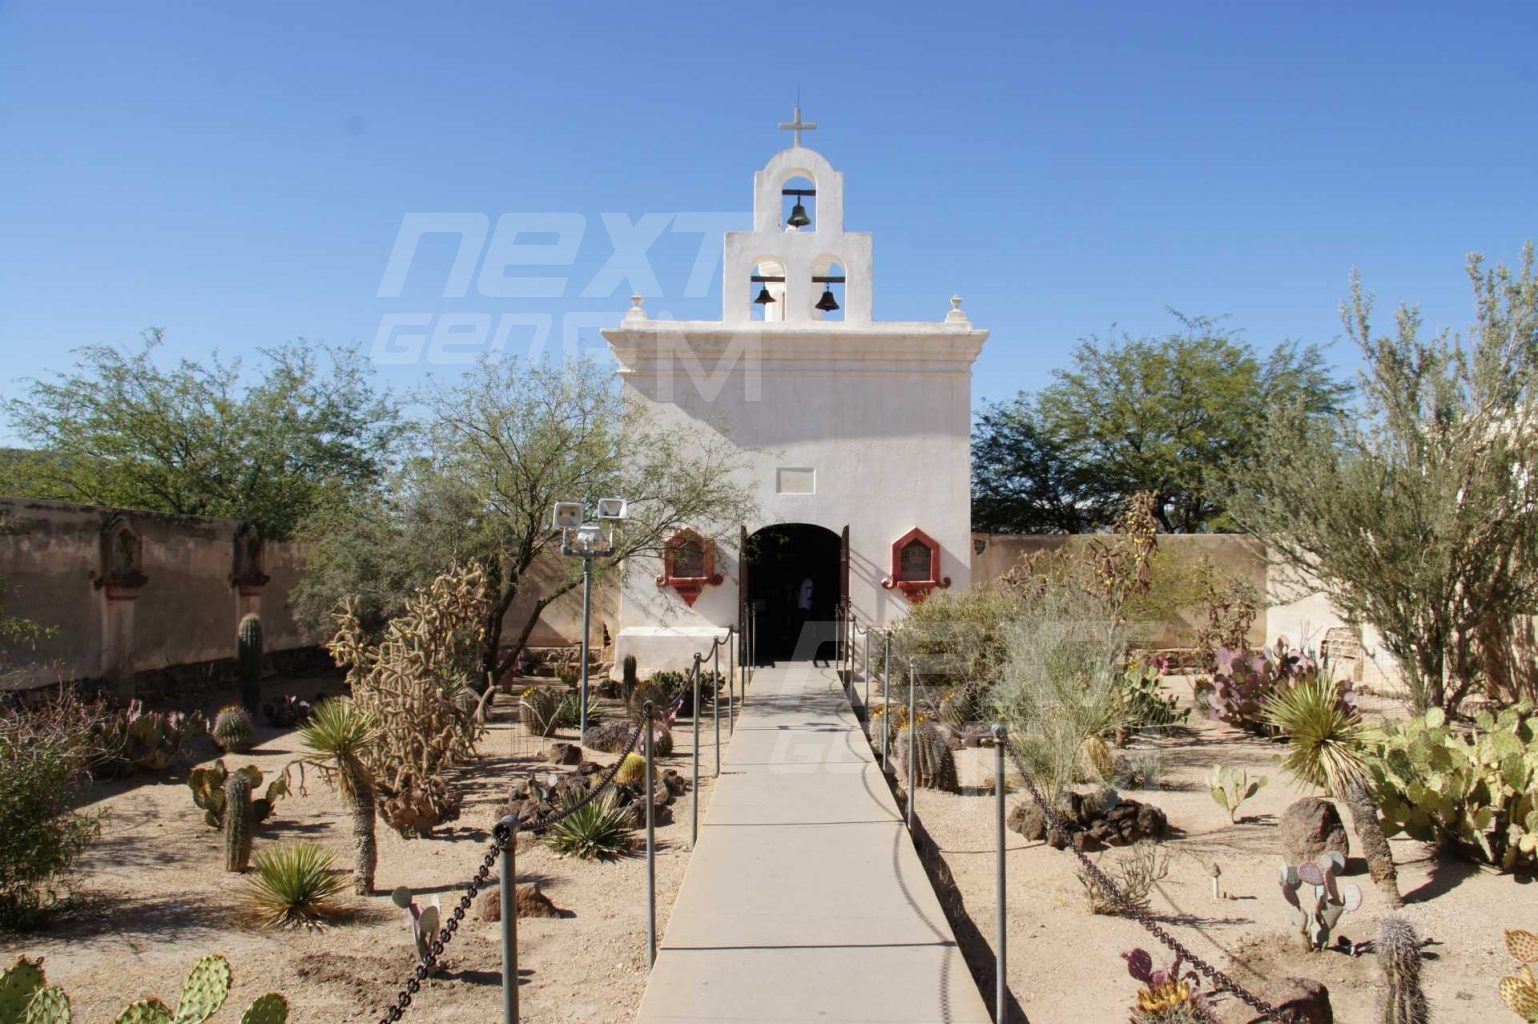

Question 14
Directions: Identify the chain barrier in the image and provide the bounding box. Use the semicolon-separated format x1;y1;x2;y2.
376;693;683;1024
1002;744;1286;1022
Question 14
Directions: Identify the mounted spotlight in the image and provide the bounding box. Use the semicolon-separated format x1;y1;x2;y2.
551;502;583;530
596;497;628;521
786;200;811;229
815;286;840;312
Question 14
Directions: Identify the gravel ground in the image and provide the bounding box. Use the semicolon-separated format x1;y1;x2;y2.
906;679;1521;1024
1;672;721;1024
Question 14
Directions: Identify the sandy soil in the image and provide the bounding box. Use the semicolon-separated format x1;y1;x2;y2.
1;671;722;1024
910;679;1525;1024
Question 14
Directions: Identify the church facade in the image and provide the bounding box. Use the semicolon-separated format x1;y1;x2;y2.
602;125;987;673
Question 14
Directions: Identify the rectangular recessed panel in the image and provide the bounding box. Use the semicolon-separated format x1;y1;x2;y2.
776;467;815;494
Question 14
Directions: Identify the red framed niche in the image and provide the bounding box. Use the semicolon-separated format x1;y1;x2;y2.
881;527;951;604
655;529;724;607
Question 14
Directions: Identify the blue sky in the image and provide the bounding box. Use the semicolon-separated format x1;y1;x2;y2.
2;1;1535;439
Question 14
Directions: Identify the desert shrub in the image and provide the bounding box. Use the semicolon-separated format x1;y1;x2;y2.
246;842;347;927
1077;840;1168;915
541;792;635;861
1112;749;1166;791
989;583;1129;804
891;585;1024;716
1371;702;1538;871
0;694;102;928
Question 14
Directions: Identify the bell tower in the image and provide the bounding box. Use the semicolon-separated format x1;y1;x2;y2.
723;117;873;326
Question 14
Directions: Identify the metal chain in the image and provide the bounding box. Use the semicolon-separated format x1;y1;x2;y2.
377;694;683;1023
1003;745;1287;1022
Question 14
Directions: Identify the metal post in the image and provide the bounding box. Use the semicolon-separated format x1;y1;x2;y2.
907;659;917;829
882;632;892;765
691;655;701;847
712;642;721;777
644;702;656;969
499;817;518;1024
862;629;871;727
993;723;1007;1024
728;628;736;735
578;554;593;740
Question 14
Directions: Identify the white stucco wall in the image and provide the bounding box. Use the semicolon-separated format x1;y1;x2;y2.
602;144;986;676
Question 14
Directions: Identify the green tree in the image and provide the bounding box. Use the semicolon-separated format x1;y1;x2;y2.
295;356;756;682
1;330;404;539
1227;246;1538;713
974;315;1347;533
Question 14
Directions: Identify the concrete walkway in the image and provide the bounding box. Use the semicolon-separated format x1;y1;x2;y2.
634;663;990;1024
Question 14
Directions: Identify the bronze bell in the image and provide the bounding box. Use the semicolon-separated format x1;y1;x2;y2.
815;286;839;312
786;200;811;228
754;285;776;305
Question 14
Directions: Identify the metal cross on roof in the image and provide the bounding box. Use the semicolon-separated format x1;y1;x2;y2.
778;105;816;147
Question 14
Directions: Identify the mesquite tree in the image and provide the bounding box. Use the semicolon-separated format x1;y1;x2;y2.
1228;246;1538;713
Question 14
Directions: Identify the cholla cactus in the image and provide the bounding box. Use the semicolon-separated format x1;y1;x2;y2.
1122;948;1217;1023
0;953;288;1024
1280;850;1362;950
1501;928;1538;1021
1377;914;1429;1024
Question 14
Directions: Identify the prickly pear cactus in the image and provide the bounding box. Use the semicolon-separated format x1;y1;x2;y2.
224;772;255;872
391;888;442;970
172;954;230;1024
24;986;69;1024
1501;928;1538;1021
238;615;263;716
110;998;172;1024
1279;850;1361;951
1208;765;1268;823
236;995;287;1024
897;723;960;793
212;706;256;754
1;957;46;1024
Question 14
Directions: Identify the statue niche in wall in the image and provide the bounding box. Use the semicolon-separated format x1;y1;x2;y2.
94;514;148;597
230;521;270;594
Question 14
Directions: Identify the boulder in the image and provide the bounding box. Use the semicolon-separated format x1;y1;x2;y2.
477;883;564;922
1245;977;1332;1024
1279;797;1350;866
548;742;581;765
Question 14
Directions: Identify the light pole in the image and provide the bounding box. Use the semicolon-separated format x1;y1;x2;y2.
553;498;627;742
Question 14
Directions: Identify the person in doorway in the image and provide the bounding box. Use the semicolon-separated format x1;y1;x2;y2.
797;576;818;664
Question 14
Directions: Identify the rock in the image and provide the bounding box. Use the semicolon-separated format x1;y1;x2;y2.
548;743;581;765
1279;797;1350;866
1006;788;1166;851
1245;977;1332;1024
575;760;601;776
663;769;691;797
1007;801;1046;841
477;884;564;922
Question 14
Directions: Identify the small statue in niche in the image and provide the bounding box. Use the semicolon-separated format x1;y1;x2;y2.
95;514;148;593
230;521;270;592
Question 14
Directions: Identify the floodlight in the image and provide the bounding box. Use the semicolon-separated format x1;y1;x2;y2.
596;497;629;521
575;523;605;551
552;502;583;530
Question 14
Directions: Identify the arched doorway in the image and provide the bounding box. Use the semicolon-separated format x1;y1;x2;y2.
744;523;843;664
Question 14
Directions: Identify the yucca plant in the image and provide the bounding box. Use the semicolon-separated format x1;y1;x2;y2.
298;697;379;894
246;842;346;928
541;792;635;861
1263;676;1404;908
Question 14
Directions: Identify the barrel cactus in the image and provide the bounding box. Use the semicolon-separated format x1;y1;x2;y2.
896;722;959;793
614;753;653;788
518;686;561;736
225;771;255;872
213;705;257;754
238;614;263;716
